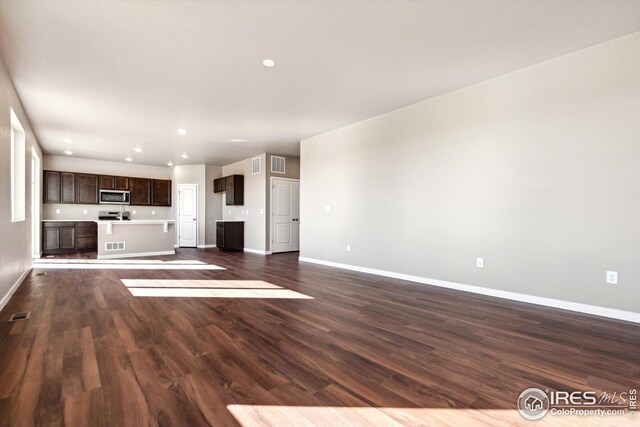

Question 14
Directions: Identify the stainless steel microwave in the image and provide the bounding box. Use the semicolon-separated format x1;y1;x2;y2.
99;190;131;205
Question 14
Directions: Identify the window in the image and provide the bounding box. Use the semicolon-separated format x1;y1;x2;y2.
10;108;26;222
270;156;285;174
252;157;261;174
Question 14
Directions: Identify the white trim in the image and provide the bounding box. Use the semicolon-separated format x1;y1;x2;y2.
244;248;272;255
197;244;217;248
0;267;32;313
298;257;640;324
98;250;175;259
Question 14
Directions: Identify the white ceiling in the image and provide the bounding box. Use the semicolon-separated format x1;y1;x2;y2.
1;1;639;167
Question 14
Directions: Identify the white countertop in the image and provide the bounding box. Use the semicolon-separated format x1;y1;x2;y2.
215;220;245;222
96;219;176;225
42;219;97;222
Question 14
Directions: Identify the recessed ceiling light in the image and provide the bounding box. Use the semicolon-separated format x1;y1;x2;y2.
134;146;142;153
167;161;174;167
230;139;247;142
125;156;133;162
181;152;189;159
64;150;73;156
63;137;72;143
262;59;276;68
177;128;187;135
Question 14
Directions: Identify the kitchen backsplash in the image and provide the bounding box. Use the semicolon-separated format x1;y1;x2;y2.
43;204;173;220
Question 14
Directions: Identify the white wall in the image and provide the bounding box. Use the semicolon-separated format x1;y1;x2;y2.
300;32;640;314
43;155;173;220
0;54;43;310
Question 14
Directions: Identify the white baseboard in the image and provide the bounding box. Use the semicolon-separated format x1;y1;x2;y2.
197;244;217;249
0;266;32;313
244;248;272;255
98;250;175;260
298;257;640;324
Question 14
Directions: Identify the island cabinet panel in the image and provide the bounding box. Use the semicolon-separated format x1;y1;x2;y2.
130;178;151;206
61;172;76;203
76;222;98;250
99;175;115;190
76;174;99;204
152;179;172;206
216;221;244;251
44;171;61;203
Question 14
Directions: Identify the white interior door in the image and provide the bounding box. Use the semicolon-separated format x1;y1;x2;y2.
178;184;198;247
271;178;300;253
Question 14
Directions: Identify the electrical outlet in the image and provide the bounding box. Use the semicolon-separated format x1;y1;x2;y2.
55;209;60;214
259;209;264;214
476;257;484;268
325;205;332;213
346;244;351;252
152;210;156;215
83;209;88;214
132;210;137;215
246;210;249;215
606;271;618;285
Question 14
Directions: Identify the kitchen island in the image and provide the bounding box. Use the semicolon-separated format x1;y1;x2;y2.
96;220;176;259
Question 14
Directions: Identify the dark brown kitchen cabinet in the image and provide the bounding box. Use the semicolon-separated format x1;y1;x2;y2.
216;221;244;251
99;175;115;189
114;176;129;190
44;171;61;203
213;177;226;193
61;172;76;203
76;174;99;204
130;178;151;206
224;175;244;206
76;221;98;250
42;221;97;254
152;179;171;206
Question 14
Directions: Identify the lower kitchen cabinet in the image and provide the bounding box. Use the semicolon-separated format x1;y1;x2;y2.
42;221;97;254
216;221;244;251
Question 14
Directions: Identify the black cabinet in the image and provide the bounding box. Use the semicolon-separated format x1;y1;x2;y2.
76;222;98;250
213;175;243;205
216;221;244;251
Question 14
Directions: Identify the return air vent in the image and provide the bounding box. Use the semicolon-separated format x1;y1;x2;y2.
271;156;285;174
252;157;261;175
105;242;126;251
35;272;46;277
9;312;31;322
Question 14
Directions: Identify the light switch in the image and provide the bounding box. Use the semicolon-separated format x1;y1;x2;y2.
606;271;618;285
325;205;332;213
476;258;484;268
259;209;264;214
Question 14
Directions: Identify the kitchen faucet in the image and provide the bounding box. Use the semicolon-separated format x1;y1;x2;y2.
119;205;125;221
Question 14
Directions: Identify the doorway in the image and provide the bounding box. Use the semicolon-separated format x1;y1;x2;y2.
31;148;41;258
270;177;300;253
178;184;198;247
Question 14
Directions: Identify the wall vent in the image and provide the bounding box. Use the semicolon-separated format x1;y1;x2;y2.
271;156;285;174
252;157;261;175
105;242;126;251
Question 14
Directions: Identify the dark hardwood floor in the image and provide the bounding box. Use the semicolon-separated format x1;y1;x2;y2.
1;249;638;426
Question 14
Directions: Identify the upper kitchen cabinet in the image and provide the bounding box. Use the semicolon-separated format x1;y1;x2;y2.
213;177;226;193
44;171;77;203
225;174;244;206
152;179;172;206
60;172;76;203
130;177;151;205
76;174;99;204
44;171;61;203
100;176;129;190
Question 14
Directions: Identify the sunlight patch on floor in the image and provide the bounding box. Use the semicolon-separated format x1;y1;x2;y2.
121;279;282;289
226;405;630;427
126;287;313;299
